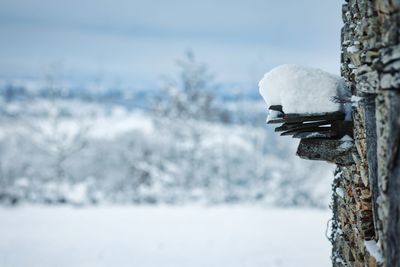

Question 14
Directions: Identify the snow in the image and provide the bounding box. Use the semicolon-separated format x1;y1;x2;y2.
340;135;353;142
338;135;354;151
347;46;360;53
266;109;284;123
303;132;327;138
0;98;333;207
348;64;356;69
258;64;348;114
89;111;154;140
67;183;88;204
351;95;363;107
364;240;383;263
334;257;346;265
0;206;331;267
338;142;353;151
335;187;345;198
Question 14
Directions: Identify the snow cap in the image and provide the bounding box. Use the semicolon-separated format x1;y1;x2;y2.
258;64;348;114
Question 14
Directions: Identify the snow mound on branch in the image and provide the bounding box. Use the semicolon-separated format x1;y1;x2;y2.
258;64;348;114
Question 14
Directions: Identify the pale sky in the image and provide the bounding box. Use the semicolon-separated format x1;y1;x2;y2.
0;0;343;89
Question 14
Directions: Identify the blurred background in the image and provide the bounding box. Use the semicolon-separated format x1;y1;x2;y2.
0;0;342;266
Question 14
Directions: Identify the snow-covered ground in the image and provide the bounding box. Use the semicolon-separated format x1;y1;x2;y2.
0;206;331;267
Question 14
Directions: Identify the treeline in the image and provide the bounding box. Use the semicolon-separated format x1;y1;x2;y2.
0;54;332;207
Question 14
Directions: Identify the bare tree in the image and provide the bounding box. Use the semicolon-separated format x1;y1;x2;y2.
154;51;219;121
23;71;90;203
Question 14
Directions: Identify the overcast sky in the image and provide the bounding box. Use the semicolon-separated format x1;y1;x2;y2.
0;0;343;89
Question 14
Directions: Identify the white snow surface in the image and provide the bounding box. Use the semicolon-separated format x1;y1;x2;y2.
351;95;363;107
0;206;331;267
259;64;348;113
338;134;354;151
364;240;383;263
335;187;345;198
347;46;360;53
266;109;284;123
340;135;353;142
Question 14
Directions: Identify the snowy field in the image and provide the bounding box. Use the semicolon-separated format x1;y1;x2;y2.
0;206;331;267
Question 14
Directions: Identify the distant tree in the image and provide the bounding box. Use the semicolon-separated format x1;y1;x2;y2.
26;72;90;202
154;51;219;122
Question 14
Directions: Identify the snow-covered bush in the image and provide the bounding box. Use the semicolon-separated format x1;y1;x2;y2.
0;60;334;208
